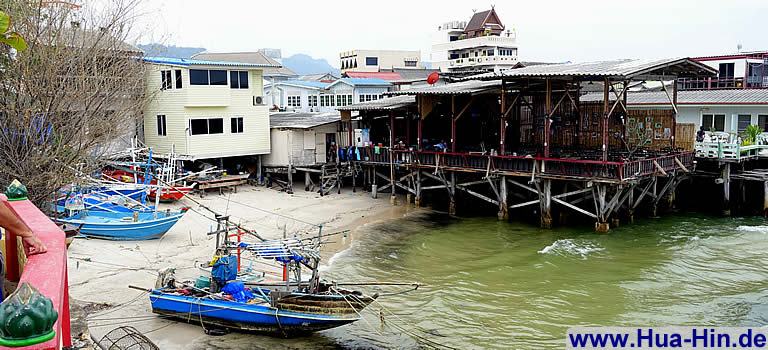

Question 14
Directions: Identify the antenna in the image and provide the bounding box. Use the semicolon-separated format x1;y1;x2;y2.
737;43;743;53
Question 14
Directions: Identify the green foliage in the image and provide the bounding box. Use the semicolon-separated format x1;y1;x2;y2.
0;10;26;51
741;124;763;145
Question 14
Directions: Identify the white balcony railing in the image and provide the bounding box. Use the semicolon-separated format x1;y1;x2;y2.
448;56;518;68
432;35;517;52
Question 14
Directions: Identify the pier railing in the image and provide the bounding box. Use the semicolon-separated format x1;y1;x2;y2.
694;141;768;162
1;194;71;349
356;147;692;182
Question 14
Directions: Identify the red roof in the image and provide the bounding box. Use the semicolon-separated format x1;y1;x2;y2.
344;71;402;81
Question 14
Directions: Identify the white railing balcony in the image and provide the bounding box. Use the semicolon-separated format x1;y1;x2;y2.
448;56;519;69
432;35;517;52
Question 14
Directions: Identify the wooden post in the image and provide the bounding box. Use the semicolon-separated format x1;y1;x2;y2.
389;111;395;148
451;96;457;152
595;184;610;233
722;163;731;216
406;113;411;146
540;179;552;228
352;165;357;193
449;172;456;216
672;80;678;149
415;170;422;207
320;165;325;197
651;177;659;217
602;78;610;162
498;176;508;220
500;80;506;155
763;181;768;217
417;117;423;151
628;185;635;224
256;155;263;185
372;168;378;199
348;121;354;147
304;171;311;192
544;78;552;158
287;163;293;191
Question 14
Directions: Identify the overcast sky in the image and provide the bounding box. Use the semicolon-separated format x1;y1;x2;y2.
134;0;768;67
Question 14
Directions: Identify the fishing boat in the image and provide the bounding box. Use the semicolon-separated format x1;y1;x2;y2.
55;209;186;240
140;217;379;335
148;185;195;203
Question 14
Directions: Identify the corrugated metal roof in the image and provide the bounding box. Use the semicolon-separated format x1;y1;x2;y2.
330;78;392;87
336;95;415;111
580;89;768;105
388;80;501;95
192;52;297;77
270;80;331;90
344;71;403;81
462;58;717;81
143;56;279;68
269;112;341;129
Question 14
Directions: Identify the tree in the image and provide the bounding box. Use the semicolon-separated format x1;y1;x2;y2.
0;10;26;51
742;124;762;146
0;0;149;208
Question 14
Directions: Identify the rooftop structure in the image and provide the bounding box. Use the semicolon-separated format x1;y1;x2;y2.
339;49;423;73
431;8;518;74
677;51;768;91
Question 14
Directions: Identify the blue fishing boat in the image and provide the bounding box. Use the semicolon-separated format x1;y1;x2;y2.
148;288;373;334
55;193;155;214
55;210;186;240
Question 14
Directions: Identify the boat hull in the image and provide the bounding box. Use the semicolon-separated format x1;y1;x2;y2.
55;211;184;240
148;186;193;202
149;292;360;335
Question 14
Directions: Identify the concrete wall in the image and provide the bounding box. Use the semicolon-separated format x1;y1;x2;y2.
143;64;270;160
340;49;423;73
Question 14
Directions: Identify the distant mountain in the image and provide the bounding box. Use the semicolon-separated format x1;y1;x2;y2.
282;54;340;76
137;44;206;59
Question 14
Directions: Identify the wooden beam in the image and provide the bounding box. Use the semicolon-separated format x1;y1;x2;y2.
653;160;668;176
673;157;689;173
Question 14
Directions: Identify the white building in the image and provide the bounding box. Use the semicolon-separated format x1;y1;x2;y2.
142;57;273;160
340;49;423;73
679;51;768;90
431;8;519;74
268;78;391;113
263;112;344;167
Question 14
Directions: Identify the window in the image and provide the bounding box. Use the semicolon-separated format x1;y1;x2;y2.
404;60;417;67
231;117;244;133
287;96;301;107
486;49;495;56
759;115;768;132
190;118;224;135
156;115;166;136
230;71;249;89
337;95;344;106
308;95;317;107
738;114;752;133
174;70;182;89
347;94;353;105
719;63;735;79
365;57;378;66
702;114;726;132
449;53;460;60
161;70;172;90
190;69;209;85
190;69;227;85
209;70;227;85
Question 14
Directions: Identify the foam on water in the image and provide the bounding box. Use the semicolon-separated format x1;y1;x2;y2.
538;239;604;259
737;225;768;233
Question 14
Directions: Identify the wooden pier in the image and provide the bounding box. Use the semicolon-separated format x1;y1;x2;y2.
335;58;716;232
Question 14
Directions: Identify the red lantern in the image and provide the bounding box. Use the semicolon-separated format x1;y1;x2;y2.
427;72;439;85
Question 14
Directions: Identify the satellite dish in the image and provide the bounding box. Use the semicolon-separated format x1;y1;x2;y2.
427;72;440;85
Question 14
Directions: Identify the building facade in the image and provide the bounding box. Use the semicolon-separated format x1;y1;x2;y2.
679;51;768;90
431;8;518;74
340;49;423;73
142;57;273;160
269;78;391;113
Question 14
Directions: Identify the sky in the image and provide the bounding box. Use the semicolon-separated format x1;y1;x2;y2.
132;0;768;68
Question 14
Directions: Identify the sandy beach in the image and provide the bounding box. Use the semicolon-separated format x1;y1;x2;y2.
67;185;408;349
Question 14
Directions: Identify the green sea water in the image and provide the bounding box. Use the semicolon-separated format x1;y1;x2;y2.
197;212;768;349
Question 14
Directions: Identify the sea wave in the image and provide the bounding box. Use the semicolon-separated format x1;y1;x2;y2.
737;225;768;233
538;239;604;259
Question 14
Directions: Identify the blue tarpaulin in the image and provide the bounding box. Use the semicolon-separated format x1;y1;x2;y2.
211;255;238;284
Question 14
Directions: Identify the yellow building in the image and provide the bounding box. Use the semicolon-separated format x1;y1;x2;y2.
142;57;276;160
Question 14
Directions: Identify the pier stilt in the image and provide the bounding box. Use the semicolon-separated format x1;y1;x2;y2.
498;176;508;220
594;184;610;233
449;172;457;216
287;163;294;191
352;165;357;193
764;181;768;217
651;178;658;218
627;186;635;224
304;172;311;192
415;170;422;207
722;163;731;216
539;179;552;229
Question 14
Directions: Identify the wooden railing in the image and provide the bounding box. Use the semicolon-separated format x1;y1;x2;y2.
1;194;71;349
355;147;692;182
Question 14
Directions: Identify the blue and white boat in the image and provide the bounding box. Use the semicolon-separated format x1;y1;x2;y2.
55;210;186;240
148;288;373;334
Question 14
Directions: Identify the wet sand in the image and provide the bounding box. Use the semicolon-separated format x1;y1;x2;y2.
67;185;412;349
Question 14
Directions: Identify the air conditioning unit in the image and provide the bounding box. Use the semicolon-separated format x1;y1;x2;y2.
253;96;265;106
